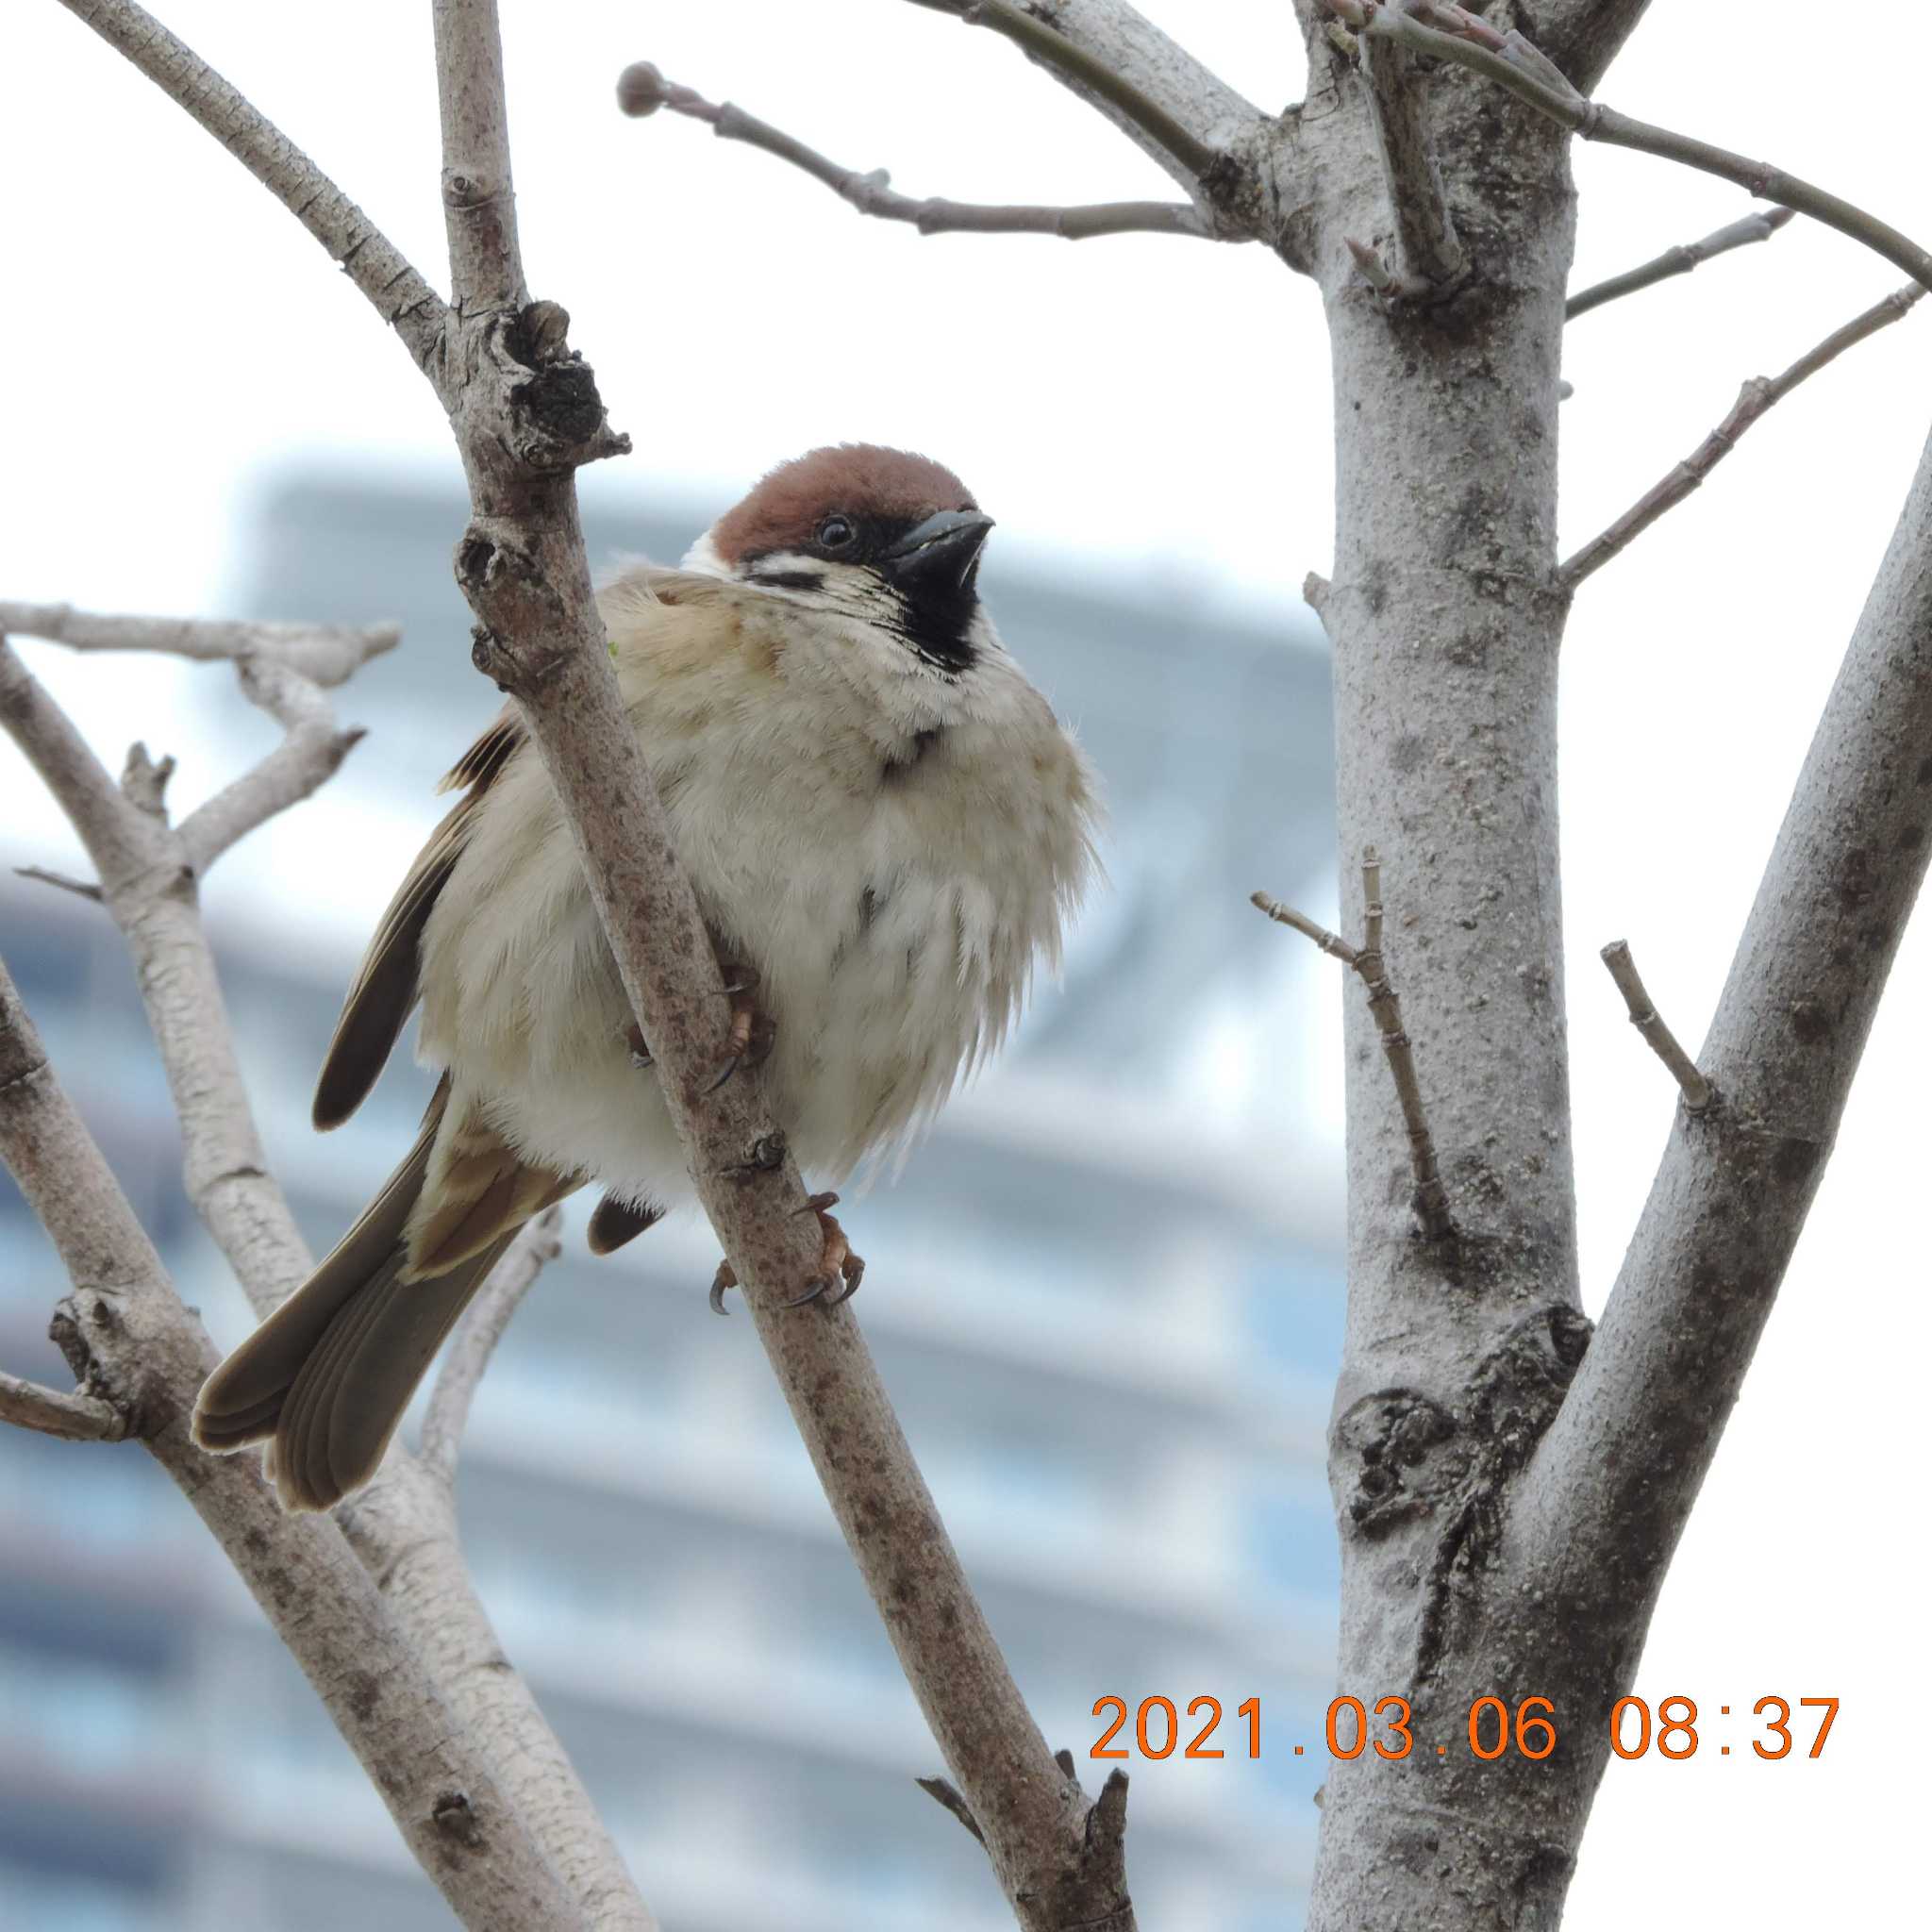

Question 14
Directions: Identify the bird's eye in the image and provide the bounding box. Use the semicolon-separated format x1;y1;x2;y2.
816;515;856;550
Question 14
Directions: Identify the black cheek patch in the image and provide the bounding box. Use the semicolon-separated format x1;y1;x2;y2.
744;568;826;592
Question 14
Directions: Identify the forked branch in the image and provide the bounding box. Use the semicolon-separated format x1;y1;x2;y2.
617;62;1213;241
1255;851;1455;1240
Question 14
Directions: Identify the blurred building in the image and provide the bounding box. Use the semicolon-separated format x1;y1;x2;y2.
0;473;1342;1931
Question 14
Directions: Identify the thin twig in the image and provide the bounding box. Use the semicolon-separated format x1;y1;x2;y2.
1359;7;1466;290
15;866;102;903
905;0;1224;181
420;1208;564;1487
0;1367;125;1442
1560;283;1924;586
0;601;399;688
1254;850;1455;1239
1566;206;1795;321
1329;1;1932;294
617;64;1212;241
1599;941;1712;1112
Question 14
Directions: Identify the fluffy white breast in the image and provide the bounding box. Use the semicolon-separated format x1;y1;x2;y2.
416;563;1099;1204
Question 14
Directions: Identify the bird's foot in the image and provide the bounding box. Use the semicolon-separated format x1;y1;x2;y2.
707;966;776;1092
707;1191;864;1315
787;1191;864;1307
625;1020;653;1070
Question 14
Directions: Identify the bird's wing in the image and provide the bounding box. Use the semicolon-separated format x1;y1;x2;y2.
310;706;528;1131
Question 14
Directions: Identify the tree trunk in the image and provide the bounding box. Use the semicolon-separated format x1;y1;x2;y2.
1306;57;1592;1929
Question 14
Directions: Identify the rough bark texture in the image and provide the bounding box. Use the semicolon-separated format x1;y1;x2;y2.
1302;46;1590;1926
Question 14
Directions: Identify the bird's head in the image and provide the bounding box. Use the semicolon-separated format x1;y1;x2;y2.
687;444;995;678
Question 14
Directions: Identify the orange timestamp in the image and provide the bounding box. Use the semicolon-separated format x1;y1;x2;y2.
1090;1694;1840;1762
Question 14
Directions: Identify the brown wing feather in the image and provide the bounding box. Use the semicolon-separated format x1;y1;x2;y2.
406;1093;578;1277
310;708;527;1131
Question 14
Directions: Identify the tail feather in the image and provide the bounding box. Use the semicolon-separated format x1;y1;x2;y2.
267;1234;515;1512
192;1078;525;1510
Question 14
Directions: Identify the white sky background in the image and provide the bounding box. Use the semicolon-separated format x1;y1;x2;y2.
3;3;1928;1924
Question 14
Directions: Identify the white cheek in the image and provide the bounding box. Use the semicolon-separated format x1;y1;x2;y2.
679;530;730;575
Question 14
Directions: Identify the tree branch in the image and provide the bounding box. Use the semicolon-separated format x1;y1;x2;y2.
0;1366;126;1441
616;62;1213;241
420;1208;563;1488
907;0;1222;180
0;953;579;1926
179;659;368;874
1559;283;1925;587
0;601;398;686
1565;206;1794;321
54;0;447;371
2;622;656;1928
1598;940;1711;1113
904;0;1267;217
1534;0;1653;96
1328;1;1932;294
428;6;1122;1926
1254;850;1455;1241
1357;6;1465;291
1518;408;1932;1671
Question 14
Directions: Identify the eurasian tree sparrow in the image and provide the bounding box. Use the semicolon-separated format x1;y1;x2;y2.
192;444;1100;1511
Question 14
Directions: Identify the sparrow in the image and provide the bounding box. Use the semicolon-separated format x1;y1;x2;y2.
192;443;1100;1511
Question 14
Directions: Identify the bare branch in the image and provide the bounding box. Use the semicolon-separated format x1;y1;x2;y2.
1519;409;1932;1672
1254;851;1455;1241
1535;0;1654;96
429;6;1116;1924
1332;2;1932;294
179;661;367;874
14;865;102;903
0;1367;125;1442
1560;283;1925;587
1598;940;1712;1113
1565;206;1794;321
0;953;579;1925
903;0;1267;220
420;1208;564;1487
617;62;1213;241
1358;9;1466;291
0;600;398;687
907;0;1223;180
52;0;446;371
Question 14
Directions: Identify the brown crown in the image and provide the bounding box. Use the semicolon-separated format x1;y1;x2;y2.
710;444;976;564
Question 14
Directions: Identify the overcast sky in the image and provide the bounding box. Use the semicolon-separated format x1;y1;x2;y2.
4;4;1928;1924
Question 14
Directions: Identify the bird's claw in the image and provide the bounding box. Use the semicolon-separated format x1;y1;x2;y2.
706;1195;864;1312
706;966;774;1093
625;1021;654;1070
786;1199;863;1307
